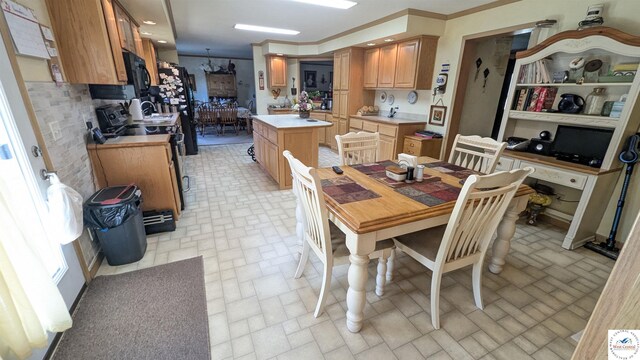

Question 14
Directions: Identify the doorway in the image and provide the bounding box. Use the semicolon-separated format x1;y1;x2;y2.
445;25;535;159
299;60;333;109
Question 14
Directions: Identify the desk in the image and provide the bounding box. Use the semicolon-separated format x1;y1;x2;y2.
314;159;534;332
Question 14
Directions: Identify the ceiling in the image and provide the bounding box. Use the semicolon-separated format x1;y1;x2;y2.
119;0;176;49
166;0;511;59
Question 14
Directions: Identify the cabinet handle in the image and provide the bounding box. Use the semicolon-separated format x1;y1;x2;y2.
410;143;414;147
570;178;576;183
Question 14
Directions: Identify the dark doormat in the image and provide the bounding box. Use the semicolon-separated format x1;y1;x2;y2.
52;257;210;360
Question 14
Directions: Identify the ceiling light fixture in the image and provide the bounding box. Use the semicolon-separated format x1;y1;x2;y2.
292;0;357;9
234;24;299;35
143;20;156;25
384;38;394;42
157;40;167;43
141;31;153;35
367;43;376;46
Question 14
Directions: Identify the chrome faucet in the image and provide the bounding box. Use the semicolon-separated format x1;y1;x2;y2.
140;100;157;115
388;106;398;118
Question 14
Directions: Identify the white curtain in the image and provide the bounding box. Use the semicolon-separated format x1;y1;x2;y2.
0;176;72;360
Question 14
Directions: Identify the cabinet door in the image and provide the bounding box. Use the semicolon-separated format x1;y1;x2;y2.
265;141;279;182
332;91;340;117
378;135;397;161
267;56;287;88
100;0;128;82
318;126;326;145
142;38;158;85
377;44;397;88
114;4;134;52
132;25;144;57
333;52;342;90
338;91;348;119
325;116;337;149
340;52;350;90
395;39;420;88
363;48;379;88
339;118;348;136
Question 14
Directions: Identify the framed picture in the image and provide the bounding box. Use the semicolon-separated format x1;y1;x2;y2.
429;105;447;126
304;70;317;88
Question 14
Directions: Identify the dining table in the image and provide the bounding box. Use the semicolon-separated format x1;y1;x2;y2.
309;157;535;333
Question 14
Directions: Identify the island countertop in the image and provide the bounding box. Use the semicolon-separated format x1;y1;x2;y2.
253;115;332;129
349;114;427;125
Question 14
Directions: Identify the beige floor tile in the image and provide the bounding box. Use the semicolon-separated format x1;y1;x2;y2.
97;145;614;360
491;342;535;360
277;341;324;360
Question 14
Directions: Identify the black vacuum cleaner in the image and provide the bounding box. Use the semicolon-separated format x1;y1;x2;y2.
584;134;640;260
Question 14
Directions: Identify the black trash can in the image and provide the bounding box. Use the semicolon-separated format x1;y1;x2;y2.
84;185;147;266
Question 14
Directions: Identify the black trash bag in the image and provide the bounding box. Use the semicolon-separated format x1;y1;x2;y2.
83;185;143;230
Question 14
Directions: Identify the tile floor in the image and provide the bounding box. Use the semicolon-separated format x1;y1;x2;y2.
97;144;614;360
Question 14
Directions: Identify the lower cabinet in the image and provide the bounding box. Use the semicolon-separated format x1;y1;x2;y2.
348;116;426;161
87;134;181;219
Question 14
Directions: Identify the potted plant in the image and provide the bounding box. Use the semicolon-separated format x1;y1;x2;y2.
293;91;314;118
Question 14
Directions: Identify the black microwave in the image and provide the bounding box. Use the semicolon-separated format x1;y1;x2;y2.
89;51;151;100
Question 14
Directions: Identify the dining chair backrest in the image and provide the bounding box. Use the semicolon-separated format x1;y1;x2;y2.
335;132;380;166
219;107;238;124
436;167;533;267
448;134;507;173
198;102;217;125
283;150;332;263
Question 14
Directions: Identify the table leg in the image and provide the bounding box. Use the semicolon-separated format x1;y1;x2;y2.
489;196;528;274
347;254;369;332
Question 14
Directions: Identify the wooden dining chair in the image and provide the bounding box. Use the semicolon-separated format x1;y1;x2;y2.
335;132;380;165
218;107;238;135
392;167;533;329
448;134;507;173
283;150;395;317
197;102;218;136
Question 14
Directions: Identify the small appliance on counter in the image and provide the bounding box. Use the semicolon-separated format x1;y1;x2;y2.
95;104;128;134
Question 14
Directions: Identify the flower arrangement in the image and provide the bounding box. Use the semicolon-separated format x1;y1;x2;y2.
292;91;314;112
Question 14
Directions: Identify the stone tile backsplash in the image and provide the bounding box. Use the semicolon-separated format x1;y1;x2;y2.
26;81;100;269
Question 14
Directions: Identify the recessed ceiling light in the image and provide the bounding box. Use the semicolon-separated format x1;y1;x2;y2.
367;43;376;46
141;31;153;35
157;40;167;44
234;24;299;35
384;38;394;42
276;53;284;56
143;20;156;25
292;0;357;9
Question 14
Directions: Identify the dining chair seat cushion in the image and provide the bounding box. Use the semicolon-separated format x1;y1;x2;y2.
393;225;447;268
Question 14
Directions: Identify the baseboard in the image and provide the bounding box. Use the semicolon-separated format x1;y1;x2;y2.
88;253;104;282
538;213;571;230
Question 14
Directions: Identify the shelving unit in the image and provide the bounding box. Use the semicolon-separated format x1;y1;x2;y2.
496;27;640;249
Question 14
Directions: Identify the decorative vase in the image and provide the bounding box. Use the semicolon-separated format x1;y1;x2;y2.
299;110;310;119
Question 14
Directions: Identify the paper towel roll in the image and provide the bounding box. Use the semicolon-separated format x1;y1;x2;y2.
130;99;144;120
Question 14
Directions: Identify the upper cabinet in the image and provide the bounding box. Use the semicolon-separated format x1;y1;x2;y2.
45;0;143;84
141;39;158;86
266;56;287;88
363;48;380;88
362;36;438;90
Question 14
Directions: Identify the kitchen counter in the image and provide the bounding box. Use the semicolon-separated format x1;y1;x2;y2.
252;115;332;129
252;116;330;189
87;134;170;149
349;114;427;125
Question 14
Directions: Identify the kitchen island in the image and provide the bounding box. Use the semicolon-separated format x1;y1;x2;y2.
252;115;331;189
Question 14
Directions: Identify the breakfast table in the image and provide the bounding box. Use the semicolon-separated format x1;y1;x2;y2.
311;157;534;333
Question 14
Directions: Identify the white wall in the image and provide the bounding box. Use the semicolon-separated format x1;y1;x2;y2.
178;55;255;107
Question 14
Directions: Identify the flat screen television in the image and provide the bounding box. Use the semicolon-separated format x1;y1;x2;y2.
552;125;613;165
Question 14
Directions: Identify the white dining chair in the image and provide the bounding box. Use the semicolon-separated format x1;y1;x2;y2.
448;134;507;173
283;150;395;317
335;132;380;166
392;167;534;329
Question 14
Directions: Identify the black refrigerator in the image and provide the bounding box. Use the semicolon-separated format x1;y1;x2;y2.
153;65;198;155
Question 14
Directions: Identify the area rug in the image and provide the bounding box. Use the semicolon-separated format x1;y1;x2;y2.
52;257;210;360
197;133;253;146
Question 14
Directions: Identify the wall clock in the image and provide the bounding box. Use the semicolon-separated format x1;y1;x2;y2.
407;90;418;104
387;94;395;105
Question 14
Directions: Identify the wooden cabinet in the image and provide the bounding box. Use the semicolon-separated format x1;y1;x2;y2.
349;116;427;160
87;135;181;219
267;108;294;115
311;111;326;144
206;74;237;98
496;27;640;249
403;135;442;158
339;52;350;90
114;3;134;52
132;26;144;57
363;48;380;88
141;39;158;85
46;0;129;84
266;56;287;88
377;44;397;88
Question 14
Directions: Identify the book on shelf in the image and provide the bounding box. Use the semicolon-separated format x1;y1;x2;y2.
540;87;558;111
511;89;522;110
515;88;528;110
518;60;552;84
526;87;543;111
